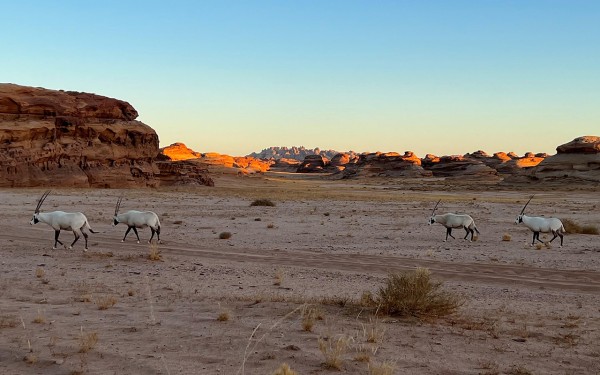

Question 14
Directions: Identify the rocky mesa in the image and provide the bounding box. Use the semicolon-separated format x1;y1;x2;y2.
0;83;213;187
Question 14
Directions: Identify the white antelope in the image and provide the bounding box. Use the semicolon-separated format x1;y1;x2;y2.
113;197;161;244
428;200;480;242
515;195;565;247
29;191;98;251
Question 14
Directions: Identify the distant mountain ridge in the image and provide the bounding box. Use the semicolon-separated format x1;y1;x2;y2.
248;146;342;161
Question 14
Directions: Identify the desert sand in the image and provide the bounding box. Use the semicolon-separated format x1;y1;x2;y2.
1;173;599;375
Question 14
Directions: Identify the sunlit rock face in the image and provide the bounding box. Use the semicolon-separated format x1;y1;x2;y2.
0;84;213;187
533;136;600;182
0;84;159;187
159;142;202;161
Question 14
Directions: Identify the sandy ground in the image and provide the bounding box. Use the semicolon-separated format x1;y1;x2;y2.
0;174;599;375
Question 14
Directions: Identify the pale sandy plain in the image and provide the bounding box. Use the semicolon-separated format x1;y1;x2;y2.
0;173;599;375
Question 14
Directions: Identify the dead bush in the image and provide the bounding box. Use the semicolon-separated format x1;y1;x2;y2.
562;218;599;235
250;199;276;207
376;268;463;320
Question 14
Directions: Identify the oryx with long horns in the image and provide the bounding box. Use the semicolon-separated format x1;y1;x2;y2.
29;191;98;251
515;195;565;247
112;197;161;244
428;199;480;242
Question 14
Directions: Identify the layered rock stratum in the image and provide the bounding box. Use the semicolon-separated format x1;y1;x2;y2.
532;136;600;182
0;84;212;187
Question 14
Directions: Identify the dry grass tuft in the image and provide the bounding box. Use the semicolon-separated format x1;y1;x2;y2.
219;232;232;239
502;233;512;241
273;269;284;286
250;198;276;207
368;360;396;375
148;243;162;261
95;295;117;310
217;310;231;322
362;316;385;343
535;243;544;250
78;330;98;353
23;354;38;364
376;268;463;320
32;309;46;324
35;267;45;278
318;335;352;370
562;218;599;235
301;306;318;332
272;363;298;375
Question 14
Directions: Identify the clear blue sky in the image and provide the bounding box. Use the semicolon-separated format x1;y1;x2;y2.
2;1;598;156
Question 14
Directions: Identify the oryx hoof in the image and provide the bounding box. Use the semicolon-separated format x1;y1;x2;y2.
158;240;162;244
68;246;73;250
137;241;141;244
121;240;125;243
83;248;88;252
52;247;57;250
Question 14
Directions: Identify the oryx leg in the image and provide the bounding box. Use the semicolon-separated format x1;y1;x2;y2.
54;230;64;249
132;227;141;243
463;227;474;241
445;228;455;241
149;227;156;243
156;226;161;244
122;226;134;242
82;231;89;251
549;230;564;247
69;230;81;249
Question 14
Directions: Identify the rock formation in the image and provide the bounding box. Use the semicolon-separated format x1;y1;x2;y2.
426;155;498;179
342;151;432;178
532;136;600;182
249;146;341;161
0;84;213;187
159;142;202;161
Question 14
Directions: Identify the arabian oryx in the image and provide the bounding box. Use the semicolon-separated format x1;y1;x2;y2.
29;191;98;251
112;197;161;244
515;195;565;247
428;200;480;242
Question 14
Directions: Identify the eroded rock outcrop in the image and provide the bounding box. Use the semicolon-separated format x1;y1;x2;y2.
0;84;213;187
533;136;600;182
342;151;432;178
159;142;202;161
426;155;498;179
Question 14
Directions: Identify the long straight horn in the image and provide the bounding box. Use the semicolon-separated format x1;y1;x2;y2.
115;197;123;216
431;199;441;215
520;195;534;215
35;190;51;213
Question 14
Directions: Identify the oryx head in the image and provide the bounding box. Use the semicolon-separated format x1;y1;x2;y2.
515;195;534;224
30;190;50;225
428;199;441;225
113;196;123;226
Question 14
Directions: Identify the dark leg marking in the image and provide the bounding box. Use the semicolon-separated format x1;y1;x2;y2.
54;230;64;248
70;231;80;248
149;227;155;243
446;228;455;240
123;227;132;242
132;227;141;242
83;231;89;249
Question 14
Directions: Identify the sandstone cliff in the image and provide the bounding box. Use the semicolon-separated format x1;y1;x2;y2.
0;84;212;187
532;136;600;182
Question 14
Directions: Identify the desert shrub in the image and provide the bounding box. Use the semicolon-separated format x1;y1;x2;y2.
219;232;232;239
95;295;117;310
217;311;230;322
369;360;396;375
502;233;512;241
272;363;297;375
319;335;352;370
562;218;599;235
148;243;162;261
250;199;275;207
376;268;462;320
78;331;98;353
